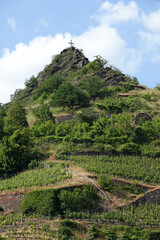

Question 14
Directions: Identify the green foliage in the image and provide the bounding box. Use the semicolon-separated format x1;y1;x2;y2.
80;76;104;100
88;224;99;239
37;92;48;104
118;232;131;240
155;83;160;90
59;219;83;231
77;111;98;126
0;163;70;191
86;55;107;72
105;229;117;240
59;185;100;212
0;128;33;174
51;82;89;109
97;96;147;114
21;189;60;217
98;175;114;191
32;120;56;137
25;75;38;88
4;102;28;134
118;142;141;155
55;121;72;137
69;155;160;184
33;74;65;100
21;185;100;217
0;104;5;140
57;226;72;240
10;88;23;101
33;104;55;123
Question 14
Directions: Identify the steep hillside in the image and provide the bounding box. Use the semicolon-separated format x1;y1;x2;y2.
10;46;141;104
1;47;160;239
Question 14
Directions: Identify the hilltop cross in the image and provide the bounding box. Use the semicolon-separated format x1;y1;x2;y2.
68;40;74;48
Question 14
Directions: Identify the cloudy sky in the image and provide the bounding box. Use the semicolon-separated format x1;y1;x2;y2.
0;0;160;103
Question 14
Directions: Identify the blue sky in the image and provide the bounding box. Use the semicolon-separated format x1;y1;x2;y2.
0;0;160;103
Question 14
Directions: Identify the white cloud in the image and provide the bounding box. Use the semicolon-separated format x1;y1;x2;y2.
7;17;16;31
138;31;160;62
0;34;71;103
74;24;140;73
142;9;160;33
96;0;139;24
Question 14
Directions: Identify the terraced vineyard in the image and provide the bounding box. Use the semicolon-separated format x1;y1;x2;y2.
0;163;71;192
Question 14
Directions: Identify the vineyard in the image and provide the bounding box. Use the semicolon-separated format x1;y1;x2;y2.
66;203;160;228
68;155;160;184
0;205;159;239
0;163;71;192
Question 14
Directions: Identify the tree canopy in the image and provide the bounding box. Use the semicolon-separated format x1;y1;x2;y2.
51;82;89;109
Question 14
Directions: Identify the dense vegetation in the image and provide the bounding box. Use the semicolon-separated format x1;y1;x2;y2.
21;185;100;217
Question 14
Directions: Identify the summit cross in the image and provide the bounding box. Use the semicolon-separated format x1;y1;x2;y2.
68;40;74;48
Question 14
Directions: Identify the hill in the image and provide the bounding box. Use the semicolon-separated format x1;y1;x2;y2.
1;47;160;239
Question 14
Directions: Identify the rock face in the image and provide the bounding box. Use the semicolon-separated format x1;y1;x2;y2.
37;47;89;84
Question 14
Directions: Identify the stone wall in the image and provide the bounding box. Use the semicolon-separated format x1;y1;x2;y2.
0;192;25;213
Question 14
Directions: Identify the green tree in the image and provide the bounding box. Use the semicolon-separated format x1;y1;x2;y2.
33;74;65;100
25;75;38;88
0;104;6;140
0;128;33;174
4;102;28;134
51;82;89;109
81;76;103;101
34;104;55;123
87;55;107;72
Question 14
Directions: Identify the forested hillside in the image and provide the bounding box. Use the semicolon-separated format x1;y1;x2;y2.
1;47;160;239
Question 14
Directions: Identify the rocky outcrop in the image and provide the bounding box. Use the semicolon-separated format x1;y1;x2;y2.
37;47;89;84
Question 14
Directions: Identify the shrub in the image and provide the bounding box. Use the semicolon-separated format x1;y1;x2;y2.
59;185;100;212
51;82;89;109
105;229;117;240
118;232;131;239
88;224;99;239
118;142;141;155
33;74;65;100
57;226;72;240
98;175;114;191
21;189;60;217
59;219;83;231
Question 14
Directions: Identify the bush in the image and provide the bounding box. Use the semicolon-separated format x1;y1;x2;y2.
59;185;100;212
51;82;89;109
98;175;114;191
105;229;117;240
118;232;131;239
21;189;60;217
33;74;65;100
21;186;101;217
88;224;99;239
118;142;141;155
59;219;83;231
57;226;72;240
